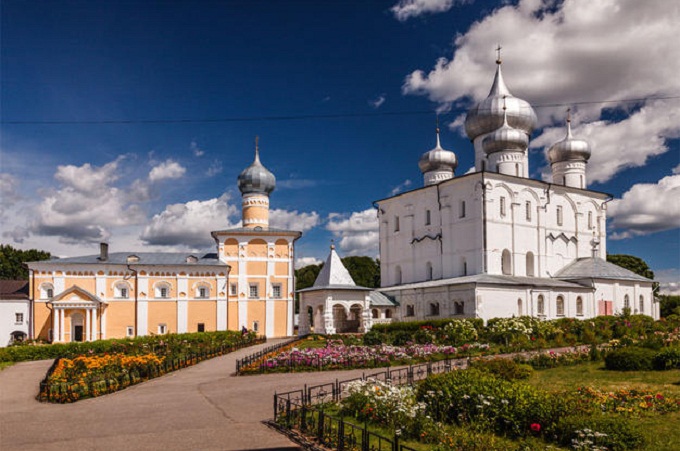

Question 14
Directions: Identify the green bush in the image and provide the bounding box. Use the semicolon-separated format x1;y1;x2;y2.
362;330;388;346
392;331;413;346
553;415;645;450
604;347;656;371
653;347;680;370
469;358;533;381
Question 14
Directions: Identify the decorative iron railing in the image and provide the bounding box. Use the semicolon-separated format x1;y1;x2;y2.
235;334;307;374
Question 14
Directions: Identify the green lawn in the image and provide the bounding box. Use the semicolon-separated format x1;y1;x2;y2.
528;362;680;451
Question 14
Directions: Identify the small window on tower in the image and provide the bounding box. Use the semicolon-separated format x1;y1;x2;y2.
249;283;259;299
557;206;563;226
588;211;593;230
500;197;506;217
460;200;466;218
425;210;431;226
525;201;532;221
272;283;282;299
229;283;237;296
394;216;400;232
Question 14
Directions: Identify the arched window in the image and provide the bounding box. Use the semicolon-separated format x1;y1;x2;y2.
371;309;379;319
395;266;402;285
556;296;565;316
502;249;512;275
576;297;583;316
517;298;523;316
114;281;131;298
252;321;259;333
154;282;171;299
500;196;507;217
385;309;392;319
526;252;535;277
525;201;532;221
639;295;644;314
406;304;415;317
454;301;465;315
515;163;519;176
195;283;210;299
429;302;440;316
537;295;545;315
462;258;468;276
40;283;54;299
623;294;630;310
426;262;433;281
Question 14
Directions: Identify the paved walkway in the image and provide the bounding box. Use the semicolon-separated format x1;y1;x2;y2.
0;340;376;451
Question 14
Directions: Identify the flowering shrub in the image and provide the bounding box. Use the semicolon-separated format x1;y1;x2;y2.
515;348;592;370
653;346;680;370
442;319;479;345
469;357;533;381
340;379;425;434
487;317;533;345
49;353;164;384
553;416;644;450
574;386;680;416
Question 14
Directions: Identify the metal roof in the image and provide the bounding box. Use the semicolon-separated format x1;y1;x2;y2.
369;291;398;307
0;280;29;300
379;274;588;292
555;257;653;282
27;252;226;267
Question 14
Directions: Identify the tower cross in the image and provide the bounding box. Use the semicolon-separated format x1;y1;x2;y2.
496;44;502;64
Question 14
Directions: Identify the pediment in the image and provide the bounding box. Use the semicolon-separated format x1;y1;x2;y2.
51;286;105;305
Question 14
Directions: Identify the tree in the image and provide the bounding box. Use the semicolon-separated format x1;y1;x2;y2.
606;254;655;280
341;256;380;288
0;244;52;280
658;295;680;318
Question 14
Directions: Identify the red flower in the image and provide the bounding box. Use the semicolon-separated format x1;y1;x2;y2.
530;423;541;432
656;394;664;400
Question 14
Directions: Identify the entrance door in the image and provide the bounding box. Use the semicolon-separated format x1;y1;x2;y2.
74;325;84;342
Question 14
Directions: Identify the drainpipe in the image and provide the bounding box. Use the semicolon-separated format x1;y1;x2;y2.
481;173;488;273
27;265;35;340
436;183;444;278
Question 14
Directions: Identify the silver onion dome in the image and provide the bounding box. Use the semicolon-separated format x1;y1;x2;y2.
547;115;591;164
418;129;458;174
237;142;276;195
482;108;529;155
465;60;537;141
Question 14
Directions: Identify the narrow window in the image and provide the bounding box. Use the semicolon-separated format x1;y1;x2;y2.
624;294;630;310
47;288;54;298
454;301;464;315
272;283;282;298
406;305;415;317
394;216;400;232
429;303;440;316
426;262;433;281
502;249;512;275
525;201;532;221
526;252;535;277
557;206;563;226
158;324;167;334
198;287;208;298
160;287;168;298
384;309;392;319
537;295;545;315
576;297;583;316
460;200;466;218
588;211;593;230
425;209;431;226
556;296;565;316
395;266;402;285
462;259;467;276
15;313;24;324
371;309;379;319
126;326;134;337
229;283;237;296
252;321;259;333
517;299;523;316
197;323;205;332
249;283;259;299
500;196;506;217
120;287;128;298
639;295;644;314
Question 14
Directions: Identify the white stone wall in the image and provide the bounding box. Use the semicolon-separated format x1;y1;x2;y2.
0;300;30;347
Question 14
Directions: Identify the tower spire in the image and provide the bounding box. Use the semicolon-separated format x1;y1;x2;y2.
254;135;260;162
566;108;573;138
435;114;441;148
496;44;502;65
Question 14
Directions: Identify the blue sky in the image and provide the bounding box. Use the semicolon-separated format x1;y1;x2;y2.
1;0;678;293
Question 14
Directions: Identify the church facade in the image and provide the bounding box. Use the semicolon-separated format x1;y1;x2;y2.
375;57;657;323
28;143;300;343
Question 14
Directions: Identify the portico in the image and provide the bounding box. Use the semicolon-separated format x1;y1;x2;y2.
50;286;105;343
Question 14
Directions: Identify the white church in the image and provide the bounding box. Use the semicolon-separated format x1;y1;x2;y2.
299;57;656;335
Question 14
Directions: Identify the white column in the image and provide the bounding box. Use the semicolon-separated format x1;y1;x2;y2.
92;307;98;341
52;308;59;343
59;309;65;342
85;309;91;341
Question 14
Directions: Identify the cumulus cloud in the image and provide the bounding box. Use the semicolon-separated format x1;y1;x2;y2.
270;209;320;232
391;0;458;22
369;94;386;109
402;0;680;183
28;158;146;243
295;256;323;269
141;194;238;247
656;268;680;296
206;159;223;177
0;173;20;213
149;159;186;182
608;174;680;239
326;208;379;256
389;179;412;196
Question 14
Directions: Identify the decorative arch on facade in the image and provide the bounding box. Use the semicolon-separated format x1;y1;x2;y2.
153;281;172;299
576;296;583;316
501;249;512;275
247;238;268;257
223;238;239;257
113;280;131;298
274;239;289;258
193;281;211;298
40;282;54;299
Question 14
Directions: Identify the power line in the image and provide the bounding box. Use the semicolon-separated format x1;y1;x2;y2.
2;95;679;125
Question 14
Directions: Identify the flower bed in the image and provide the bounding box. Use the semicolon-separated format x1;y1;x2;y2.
37;331;263;403
239;339;490;374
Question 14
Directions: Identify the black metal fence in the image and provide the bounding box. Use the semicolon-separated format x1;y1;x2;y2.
38;337;266;403
272;358;468;451
235;334;307;374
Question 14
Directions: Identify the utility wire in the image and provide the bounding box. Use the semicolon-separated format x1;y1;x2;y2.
2;95;679;125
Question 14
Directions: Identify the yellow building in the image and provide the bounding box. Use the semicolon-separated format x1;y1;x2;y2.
28;143;300;342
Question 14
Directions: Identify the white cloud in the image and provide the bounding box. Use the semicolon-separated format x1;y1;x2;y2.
141;194;238;247
25;158;146;243
270;209;320;232
277;179;319;190
369;94;386;109
656;268;680;296
149;159;186;182
402;0;680;183
206;159;223;177
0;173;20;213
608;174;680;239
673;164;680;175
391;0;457;22
190;140;204;157
389;179;412;196
326;208;379;256
295;256;322;269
